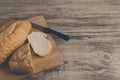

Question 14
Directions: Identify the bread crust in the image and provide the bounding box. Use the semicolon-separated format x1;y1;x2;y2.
0;20;17;33
0;20;32;64
9;43;34;74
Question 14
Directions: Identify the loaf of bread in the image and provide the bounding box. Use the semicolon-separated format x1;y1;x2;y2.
9;43;34;74
28;32;52;57
0;20;32;64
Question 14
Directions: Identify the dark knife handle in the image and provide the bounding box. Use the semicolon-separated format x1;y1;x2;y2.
31;22;70;41
45;28;70;41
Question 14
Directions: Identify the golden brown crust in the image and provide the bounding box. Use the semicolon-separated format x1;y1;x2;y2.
9;43;34;74
0;20;17;33
0;20;32;64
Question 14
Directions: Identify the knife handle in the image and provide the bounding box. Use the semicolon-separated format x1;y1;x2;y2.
45;28;70;41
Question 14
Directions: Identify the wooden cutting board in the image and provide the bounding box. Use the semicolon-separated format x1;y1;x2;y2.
0;16;63;80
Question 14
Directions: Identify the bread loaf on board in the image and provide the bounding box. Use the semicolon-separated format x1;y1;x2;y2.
0;20;32;64
9;43;34;74
9;31;53;74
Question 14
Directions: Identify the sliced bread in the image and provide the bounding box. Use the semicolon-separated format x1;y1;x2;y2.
28;32;52;57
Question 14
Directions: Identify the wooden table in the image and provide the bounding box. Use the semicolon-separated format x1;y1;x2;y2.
0;0;120;80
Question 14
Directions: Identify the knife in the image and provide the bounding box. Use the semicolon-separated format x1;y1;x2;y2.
31;22;70;41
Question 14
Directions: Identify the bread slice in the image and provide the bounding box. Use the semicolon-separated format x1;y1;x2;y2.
9;43;34;74
28;32;52;57
0;20;32;64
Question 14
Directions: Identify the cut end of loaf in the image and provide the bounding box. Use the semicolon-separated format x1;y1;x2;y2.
9;43;34;74
28;32;52;57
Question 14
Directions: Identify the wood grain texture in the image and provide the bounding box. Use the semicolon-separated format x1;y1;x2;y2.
0;0;120;80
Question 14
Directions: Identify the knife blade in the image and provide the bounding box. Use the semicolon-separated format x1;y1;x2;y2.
31;22;70;41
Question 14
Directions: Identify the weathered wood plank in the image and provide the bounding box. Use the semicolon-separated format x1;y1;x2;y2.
1;0;120;80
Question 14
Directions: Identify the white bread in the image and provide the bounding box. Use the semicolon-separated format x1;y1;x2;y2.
0;20;31;64
28;32;52;57
9;43;34;74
